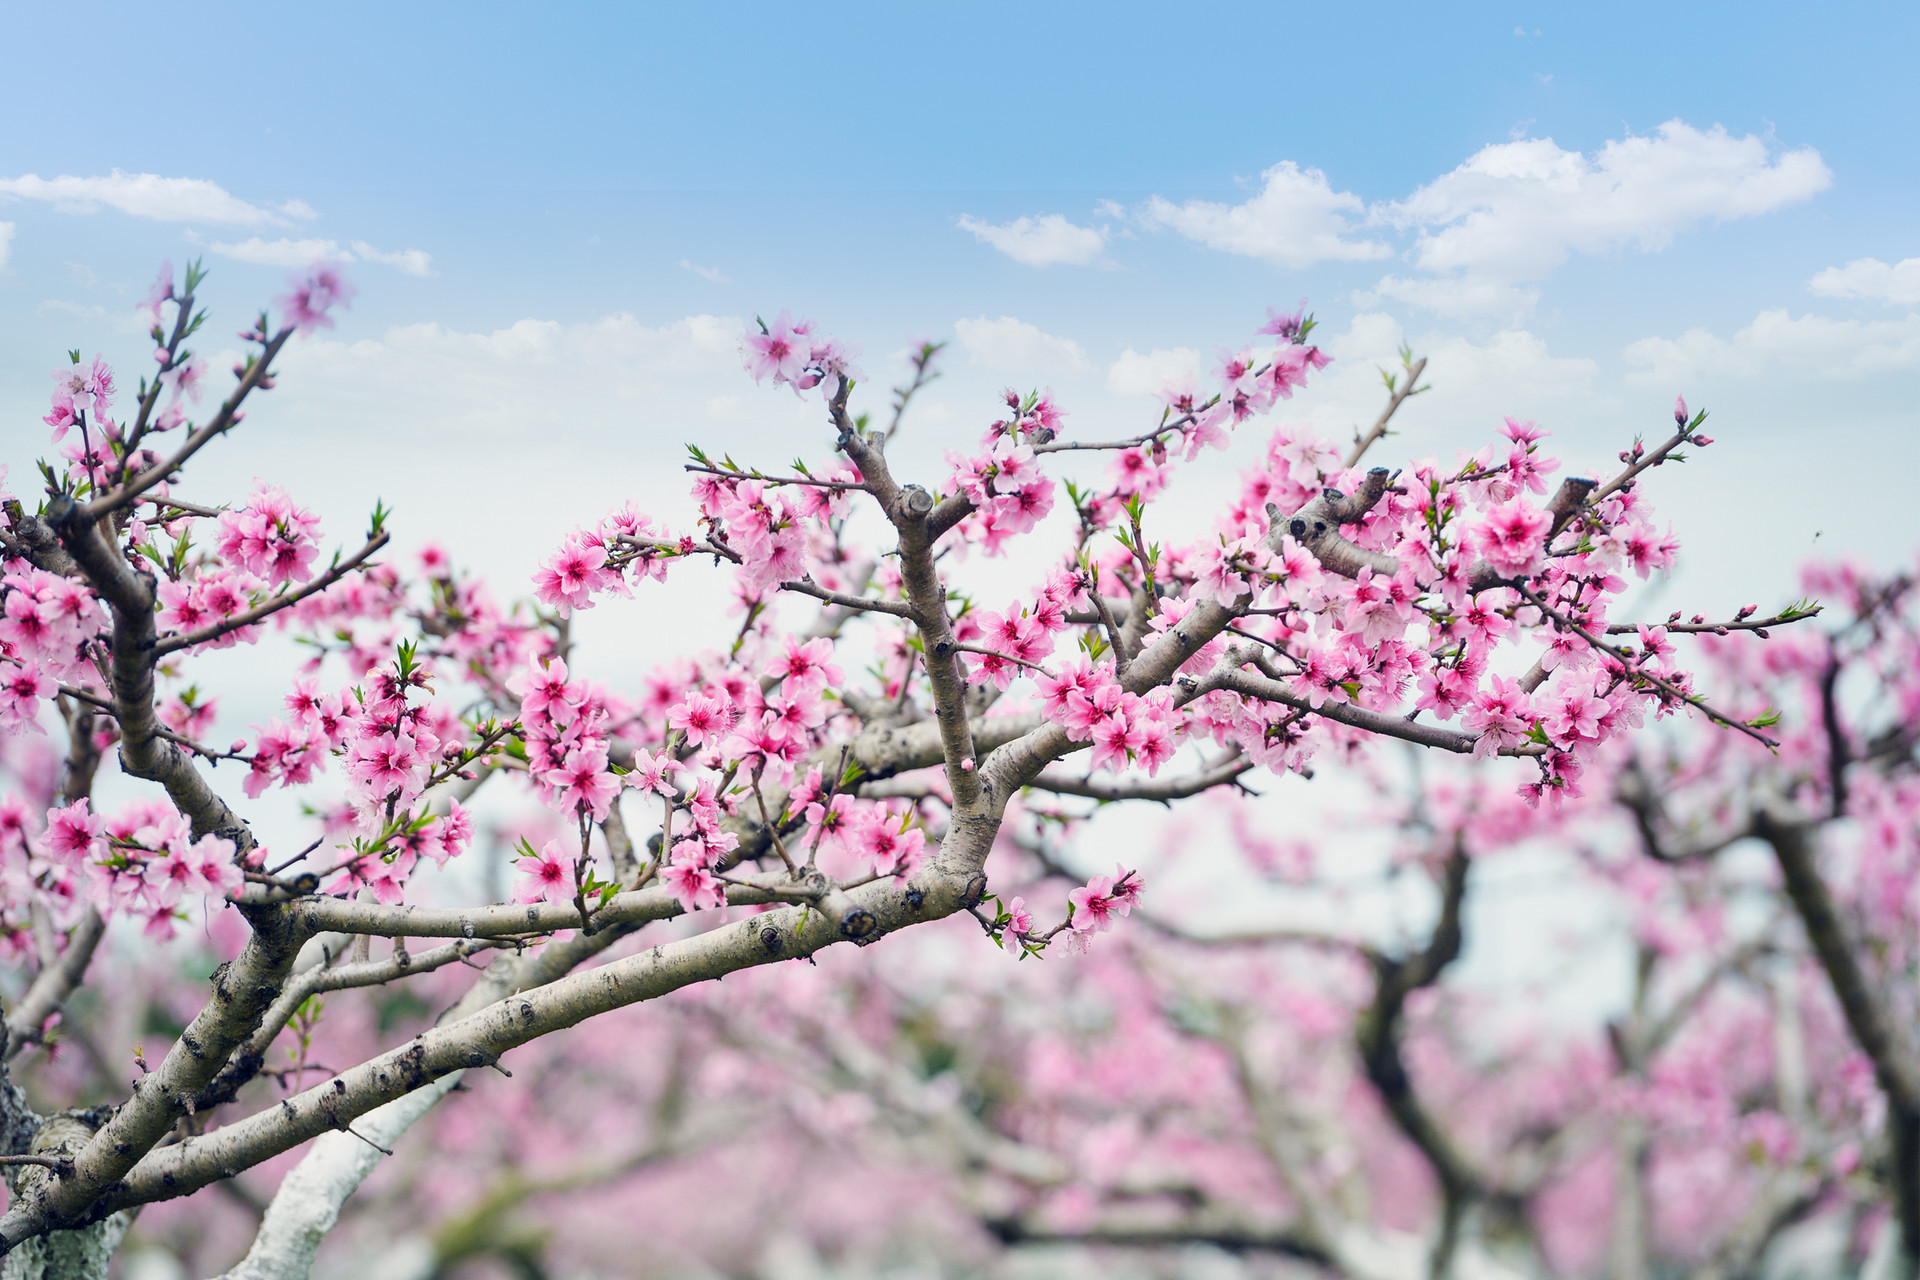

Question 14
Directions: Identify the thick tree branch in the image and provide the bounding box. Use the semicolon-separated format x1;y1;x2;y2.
0;904;308;1250
1027;755;1253;804
1757;809;1920;1271
91;844;989;1218
46;495;256;851
2;913;106;1063
211;917;651;1280
0;504;81;578
1353;842;1492;1277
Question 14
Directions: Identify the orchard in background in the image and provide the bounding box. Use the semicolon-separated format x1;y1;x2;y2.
0;261;1913;1280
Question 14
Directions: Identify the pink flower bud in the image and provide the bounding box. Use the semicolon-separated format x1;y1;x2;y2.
1674;395;1688;426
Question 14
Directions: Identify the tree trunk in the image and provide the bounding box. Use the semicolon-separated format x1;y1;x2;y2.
1;1115;132;1280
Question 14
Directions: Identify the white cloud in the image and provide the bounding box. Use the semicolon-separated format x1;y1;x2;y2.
1624;309;1920;385
209;237;345;266
208;237;433;276
957;214;1108;267
0;171;313;228
1141;161;1391;269
197;310;781;694
0;221;12;269
981;121;1822;314
1355;274;1540;320
1106;347;1201;397
38;298;148;336
281;313;742;410
350;241;434;277
952;316;1088;373
1809;256;1920;307
680;260;730;284
1275;312;1605;457
1380;121;1830;283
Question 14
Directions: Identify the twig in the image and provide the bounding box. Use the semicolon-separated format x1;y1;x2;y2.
155;528;391;656
1345;354;1428;468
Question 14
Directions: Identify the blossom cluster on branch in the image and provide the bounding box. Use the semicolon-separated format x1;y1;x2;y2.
4;258;1908;1280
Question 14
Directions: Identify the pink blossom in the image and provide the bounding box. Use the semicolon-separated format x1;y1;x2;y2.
1088;713;1145;773
1475;498;1551;577
767;636;844;694
546;744;621;820
1069;868;1142;938
0;660;54;731
42;799;102;867
277;261;357;333
668;690;732;747
140;261;174;323
628;747;685;798
741;311;810;385
512;840;575;904
661;856;726;914
1463;675;1532;759
1541;680;1605;748
847;806;926;878
533;535;614;614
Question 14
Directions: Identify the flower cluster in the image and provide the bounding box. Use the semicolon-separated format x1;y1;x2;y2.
954;571;1078;689
322;650;474;899
740;311;865;398
215;483;323;587
2;795;244;941
508;657;629;824
0;566;105;734
941;400;1060;555
1035;658;1182;775
650;770;742;915
1060;865;1143;953
43;356;116;441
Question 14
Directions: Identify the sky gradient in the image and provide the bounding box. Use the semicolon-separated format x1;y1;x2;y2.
6;0;1916;727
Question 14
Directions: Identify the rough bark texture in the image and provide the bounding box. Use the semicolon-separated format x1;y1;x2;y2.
211;923;655;1279
0;1116;131;1280
209;1075;460;1280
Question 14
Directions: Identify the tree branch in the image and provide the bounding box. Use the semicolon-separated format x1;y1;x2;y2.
152;528;391;657
1757;807;1920;1271
1345;354;1427;468
1027;755;1254;804
89;845;989;1220
2;912;106;1063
